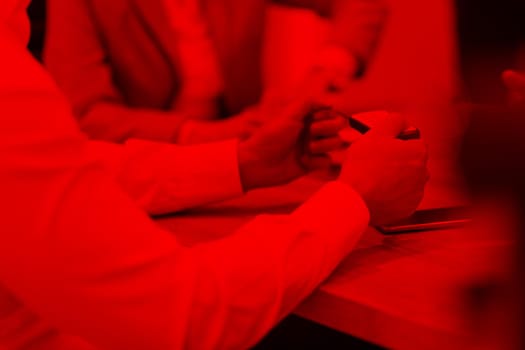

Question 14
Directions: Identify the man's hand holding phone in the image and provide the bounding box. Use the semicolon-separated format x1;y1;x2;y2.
338;115;429;225
236;91;428;227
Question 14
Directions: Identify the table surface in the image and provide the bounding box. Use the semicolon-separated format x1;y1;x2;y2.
157;174;511;350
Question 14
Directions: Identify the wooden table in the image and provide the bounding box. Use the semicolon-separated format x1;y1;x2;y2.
157;175;512;350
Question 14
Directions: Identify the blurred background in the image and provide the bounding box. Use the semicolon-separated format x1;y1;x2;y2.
27;0;46;61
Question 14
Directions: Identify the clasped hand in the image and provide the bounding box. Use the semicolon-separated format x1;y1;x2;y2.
238;93;429;225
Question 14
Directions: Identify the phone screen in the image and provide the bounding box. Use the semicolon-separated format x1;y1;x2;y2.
376;206;472;234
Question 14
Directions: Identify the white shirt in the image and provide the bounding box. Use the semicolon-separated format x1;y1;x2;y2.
0;31;370;349
165;0;224;120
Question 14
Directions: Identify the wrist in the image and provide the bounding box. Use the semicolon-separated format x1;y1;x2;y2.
237;141;264;192
237;143;259;192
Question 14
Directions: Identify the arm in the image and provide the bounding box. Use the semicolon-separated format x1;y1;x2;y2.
0;40;370;349
44;0;187;143
275;0;388;76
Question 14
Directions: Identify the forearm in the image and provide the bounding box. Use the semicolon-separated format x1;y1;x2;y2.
79;102;189;143
86;138;243;214
177;109;256;145
2;157;369;350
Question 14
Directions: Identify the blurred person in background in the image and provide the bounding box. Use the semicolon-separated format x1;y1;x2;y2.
455;2;525;348
460;105;525;350
22;1;372;215
456;0;525;104
44;0;388;144
0;0;428;348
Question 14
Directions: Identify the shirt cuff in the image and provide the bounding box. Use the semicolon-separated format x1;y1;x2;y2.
179;138;243;196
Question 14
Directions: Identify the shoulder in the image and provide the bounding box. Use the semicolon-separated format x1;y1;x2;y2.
0;30;83;139
0;31;58;92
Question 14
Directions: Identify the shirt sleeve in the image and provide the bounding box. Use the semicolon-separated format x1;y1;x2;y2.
85;139;243;215
44;0;191;143
1;156;369;350
0;35;370;350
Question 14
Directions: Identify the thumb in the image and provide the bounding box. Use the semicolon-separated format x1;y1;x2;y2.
365;112;408;138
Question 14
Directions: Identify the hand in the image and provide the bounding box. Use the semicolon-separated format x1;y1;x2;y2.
339;114;429;225
237;98;347;191
177;110;258;144
339;0;389;56
307;107;348;157
502;70;525;105
311;46;359;94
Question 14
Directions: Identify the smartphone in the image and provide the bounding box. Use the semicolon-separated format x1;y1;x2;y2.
376;206;472;234
330;109;421;140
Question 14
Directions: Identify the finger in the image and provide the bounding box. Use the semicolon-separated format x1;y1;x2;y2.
392;139;428;162
309;136;346;154
312;108;335;120
409;140;428;161
352;110;391;128
365;112;408;138
312;108;347;122
310;117;347;137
